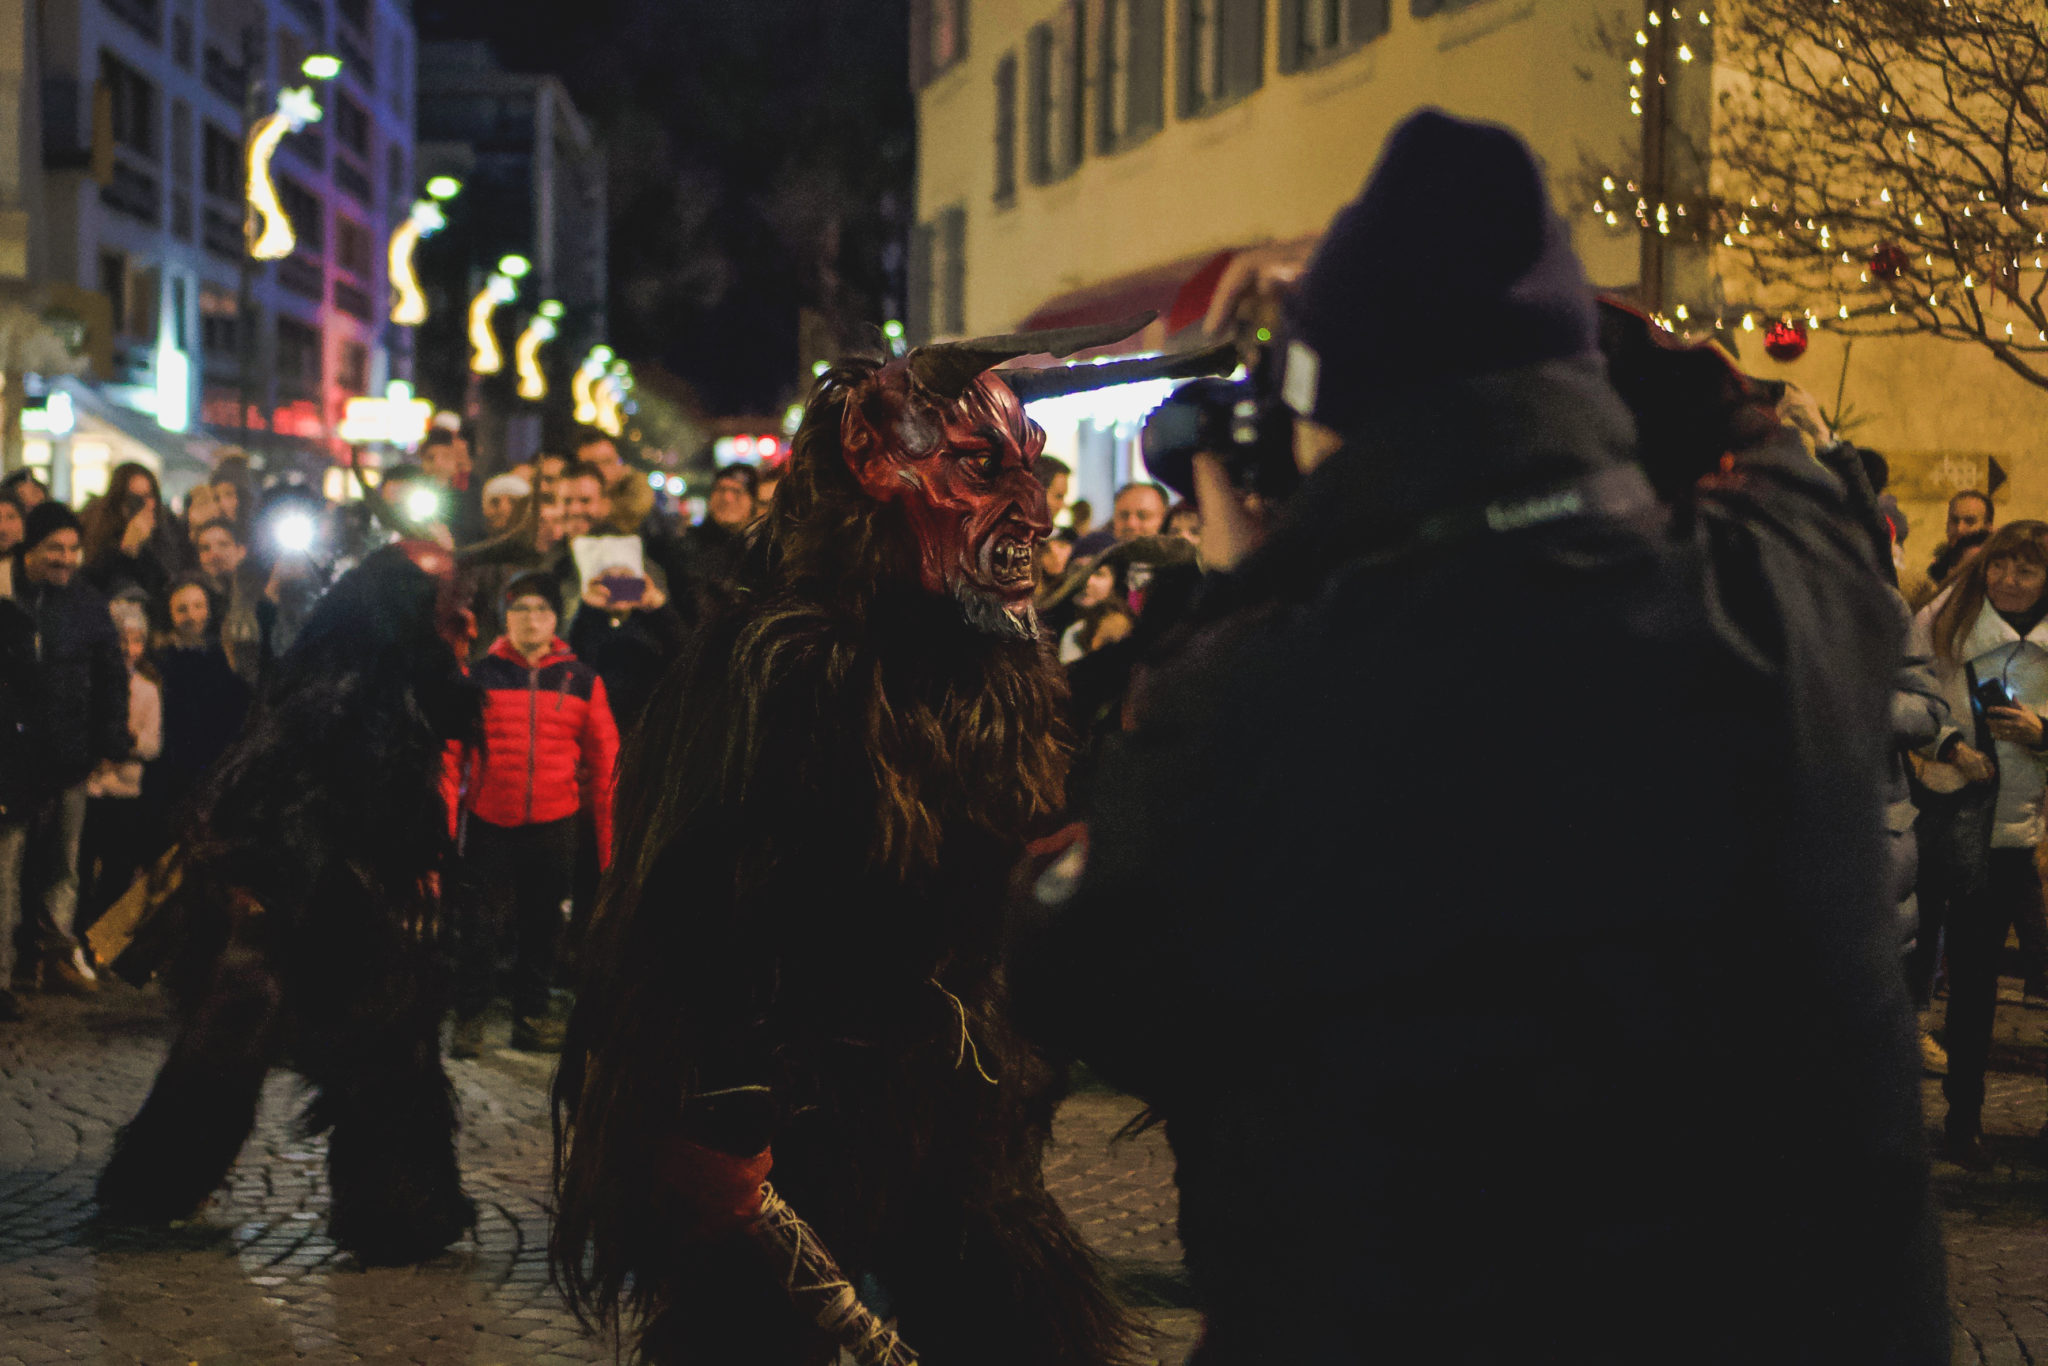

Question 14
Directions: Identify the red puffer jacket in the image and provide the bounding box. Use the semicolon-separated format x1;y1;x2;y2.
462;636;619;866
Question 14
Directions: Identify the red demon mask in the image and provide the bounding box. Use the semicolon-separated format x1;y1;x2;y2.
843;365;1052;638
831;313;1237;639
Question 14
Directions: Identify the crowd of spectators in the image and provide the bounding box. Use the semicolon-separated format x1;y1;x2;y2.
0;430;771;1042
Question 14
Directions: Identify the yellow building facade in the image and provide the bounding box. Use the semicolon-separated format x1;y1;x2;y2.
914;0;2048;543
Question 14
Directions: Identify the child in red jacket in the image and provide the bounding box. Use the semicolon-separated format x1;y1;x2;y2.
451;570;618;1055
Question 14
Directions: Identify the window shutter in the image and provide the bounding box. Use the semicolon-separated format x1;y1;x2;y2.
954;0;970;62
1224;0;1265;100
908;221;935;344
940;207;968;334
1276;0;1305;72
1349;0;1389;43
1127;0;1165;137
1026;24;1053;182
1175;0;1200;117
1064;0;1087;173
994;53;1017;202
911;0;933;88
1095;0;1119;154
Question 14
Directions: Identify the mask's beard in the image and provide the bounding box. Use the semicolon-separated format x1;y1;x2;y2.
953;577;1038;641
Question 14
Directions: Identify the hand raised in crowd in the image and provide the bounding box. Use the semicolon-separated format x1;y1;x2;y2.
1987;706;2046;749
583;572;665;617
1950;741;1999;784
120;502;156;556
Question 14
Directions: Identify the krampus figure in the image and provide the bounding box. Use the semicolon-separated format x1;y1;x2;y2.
551;318;1227;1364
97;542;482;1265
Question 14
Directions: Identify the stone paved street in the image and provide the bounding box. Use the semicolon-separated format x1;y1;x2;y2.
0;985;1196;1365
10;979;2048;1364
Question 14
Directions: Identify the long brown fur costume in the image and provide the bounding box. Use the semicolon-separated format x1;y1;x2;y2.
551;359;1140;1366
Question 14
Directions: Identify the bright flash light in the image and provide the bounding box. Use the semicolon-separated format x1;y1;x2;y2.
273;511;316;554
469;273;518;374
515;312;559;400
498;254;532;279
388;200;447;326
300;53;342;79
406;487;443;522
425;175;462;200
246;88;322;260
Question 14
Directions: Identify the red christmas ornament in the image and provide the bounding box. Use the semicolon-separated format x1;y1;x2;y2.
1869;243;1909;281
1763;319;1809;361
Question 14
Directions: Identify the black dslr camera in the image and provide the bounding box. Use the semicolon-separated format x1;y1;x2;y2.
1140;377;1299;505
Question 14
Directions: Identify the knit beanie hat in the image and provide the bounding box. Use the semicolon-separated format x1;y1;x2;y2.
20;499;81;552
1280;108;1599;438
503;569;562;617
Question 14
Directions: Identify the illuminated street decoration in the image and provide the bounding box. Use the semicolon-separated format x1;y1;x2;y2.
246;86;324;261
469;272;518;375
591;359;633;437
572;345;614;424
338;380;435;447
515;301;563;400
387;199;448;326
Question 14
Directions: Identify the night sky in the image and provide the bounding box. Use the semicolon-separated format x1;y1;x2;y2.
415;0;913;416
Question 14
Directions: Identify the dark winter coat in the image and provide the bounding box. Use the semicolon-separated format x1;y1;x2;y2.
10;571;129;795
463;636;618;864
1012;358;1947;1364
564;600;688;736
0;598;41;818
153;642;252;821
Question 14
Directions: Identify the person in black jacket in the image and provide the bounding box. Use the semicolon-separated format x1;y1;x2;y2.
152;576;252;827
9;501;129;994
1010;110;1946;1365
0;594;40;1020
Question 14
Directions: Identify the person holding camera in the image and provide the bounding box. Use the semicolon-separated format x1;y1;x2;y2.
1916;520;2048;1164
1011;109;1944;1362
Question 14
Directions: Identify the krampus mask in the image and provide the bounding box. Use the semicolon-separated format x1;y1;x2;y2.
838;312;1235;638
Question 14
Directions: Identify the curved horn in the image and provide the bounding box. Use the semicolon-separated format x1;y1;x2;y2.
906;311;1159;400
995;340;1241;404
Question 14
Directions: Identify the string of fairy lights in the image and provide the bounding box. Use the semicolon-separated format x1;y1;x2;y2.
1588;1;2048;366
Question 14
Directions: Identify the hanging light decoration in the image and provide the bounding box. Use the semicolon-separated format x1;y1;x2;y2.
573;345;614;424
246;86;324;261
515;301;564;401
387;199;448;326
469;272;519;375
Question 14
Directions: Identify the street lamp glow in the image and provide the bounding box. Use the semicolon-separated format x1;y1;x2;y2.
387;199;447;326
468;273;518;375
881;319;905;340
246;87;323;260
425;175;462;200
300;53;343;80
497;254;532;280
538;299;565;319
514;311;559;401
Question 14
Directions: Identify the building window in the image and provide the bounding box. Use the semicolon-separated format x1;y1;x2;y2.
173;14;193;67
335;215;371;277
338;0;369;32
1025;4;1085;185
98;52;158;160
993;52;1017;206
907;205;968;343
387;145;406;205
170;100;192;182
275;315;322;395
202;123;238;200
99;252;127;334
1278;0;1387;69
276;176;324;255
105;0;161;44
200;284;239;358
334;92;370;157
1097;0;1166;153
912;0;970;87
1178;0;1265;118
168;274;190;350
124;265;160;340
338;339;369;393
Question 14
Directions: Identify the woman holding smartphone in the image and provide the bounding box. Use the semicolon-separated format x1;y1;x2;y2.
1920;519;2048;1165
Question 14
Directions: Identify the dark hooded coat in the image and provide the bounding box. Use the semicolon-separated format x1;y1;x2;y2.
1011;357;1947;1364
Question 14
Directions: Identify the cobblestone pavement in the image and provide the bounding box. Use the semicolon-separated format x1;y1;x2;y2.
14;981;2048;1365
0;984;1197;1366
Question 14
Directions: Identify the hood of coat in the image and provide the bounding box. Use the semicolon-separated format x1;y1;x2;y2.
489;634;573;670
1955;593;2048;666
